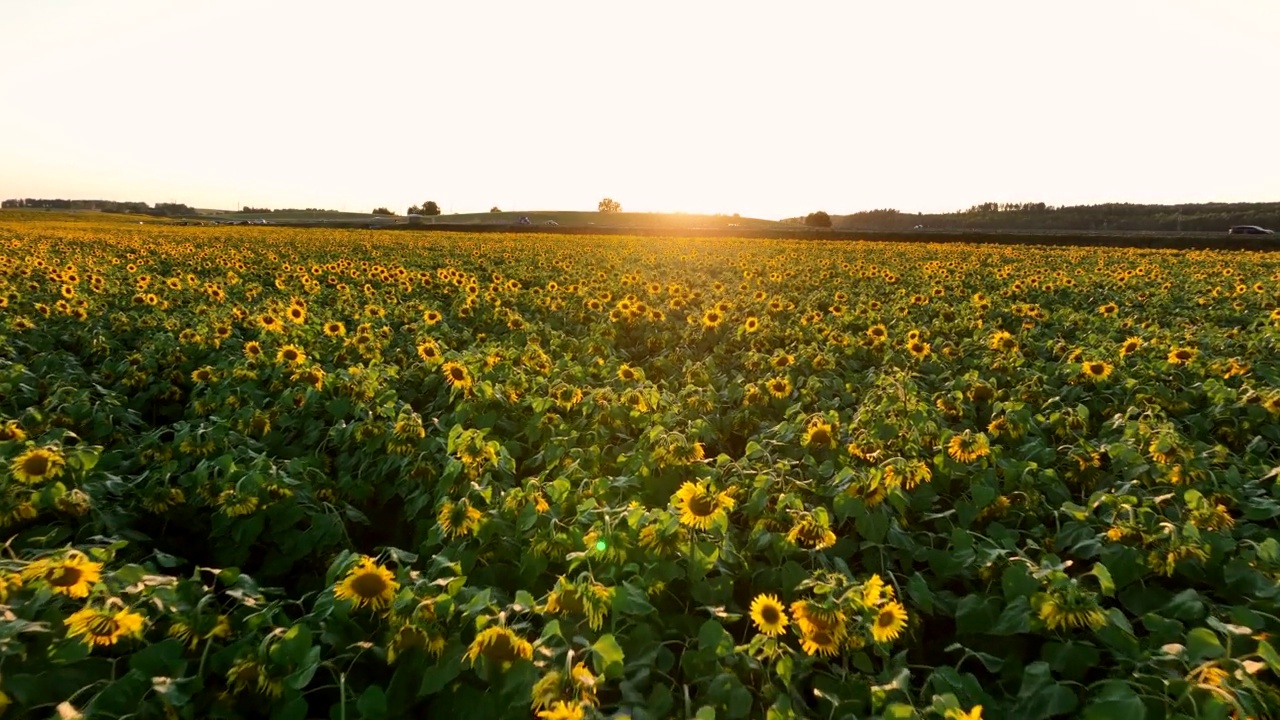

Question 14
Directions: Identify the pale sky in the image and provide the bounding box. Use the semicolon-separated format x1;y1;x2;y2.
1;0;1277;219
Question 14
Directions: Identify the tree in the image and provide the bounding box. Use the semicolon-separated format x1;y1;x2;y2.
372;207;395;215
598;198;621;213
422;201;442;216
490;206;502;213
804;211;832;228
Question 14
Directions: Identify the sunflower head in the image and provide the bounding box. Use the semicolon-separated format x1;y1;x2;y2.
11;446;67;484
334;556;400;611
750;594;789;636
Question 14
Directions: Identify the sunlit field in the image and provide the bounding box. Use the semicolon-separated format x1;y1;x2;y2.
3;218;1280;720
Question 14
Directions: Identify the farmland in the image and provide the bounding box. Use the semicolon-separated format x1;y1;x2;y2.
2;217;1280;720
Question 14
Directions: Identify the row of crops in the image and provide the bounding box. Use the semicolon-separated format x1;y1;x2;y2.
1;220;1279;719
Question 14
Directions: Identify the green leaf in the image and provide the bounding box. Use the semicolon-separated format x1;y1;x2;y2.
1013;661;1078;720
1257;640;1280;675
1087;563;1116;597
1185;627;1224;661
357;685;388;719
990;596;1032;635
419;644;464;697
1082;680;1145;720
883;703;919;719
1001;564;1039;600
129;638;186;677
592;634;626;678
698;619;734;657
695;707;717;720
955;594;1000;634
613;582;656;616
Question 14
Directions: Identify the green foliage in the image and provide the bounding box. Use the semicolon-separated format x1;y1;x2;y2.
2;219;1280;719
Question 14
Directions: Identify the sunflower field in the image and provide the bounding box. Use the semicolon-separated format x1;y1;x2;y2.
2;218;1280;720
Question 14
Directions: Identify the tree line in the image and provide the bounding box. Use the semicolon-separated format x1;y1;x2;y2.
1;198;198;216
820;202;1280;232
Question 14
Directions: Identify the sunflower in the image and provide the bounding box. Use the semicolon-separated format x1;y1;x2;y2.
438;499;483;538
537;701;585;720
945;706;984;720
989;330;1019;352
786;515;837;550
1081;360;1113;380
190;366;217;384
862;573;888;606
1038;592;1106;631
947;432;991;463
10;446;67;484
766;376;793;399
0;420;27;443
617;364;641;382
1097;302;1118;316
334;556;400;611
702;309;724;329
803;420;836;449
64;605;146;647
1119;336;1142;357
0;572;23;602
226;657;282;698
441;362;474;392
750;594;789;636
672;481;735;531
416;339;443;364
866;324;888;343
798;622;842;657
323;321;346;337
21;551;102;598
908;340;932;359
743;316;760;333
276;345;306;366
464;625;534;668
423;309;443;325
871;601;908;643
242;340;264;361
1167;347;1197;365
258;314;283;333
286;305;306;324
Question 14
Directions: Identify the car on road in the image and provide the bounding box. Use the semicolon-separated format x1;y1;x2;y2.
1228;225;1275;235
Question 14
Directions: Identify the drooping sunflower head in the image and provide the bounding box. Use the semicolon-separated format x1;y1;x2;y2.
1167;347;1197;365
785;515;837;550
64;604;146;648
0;420;27;443
334;556;400;611
21;550;103;598
438;498;484;538
947;431;991;464
804;420;836;450
464;625;534;669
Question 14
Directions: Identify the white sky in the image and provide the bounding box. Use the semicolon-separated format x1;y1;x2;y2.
1;0;1277;219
